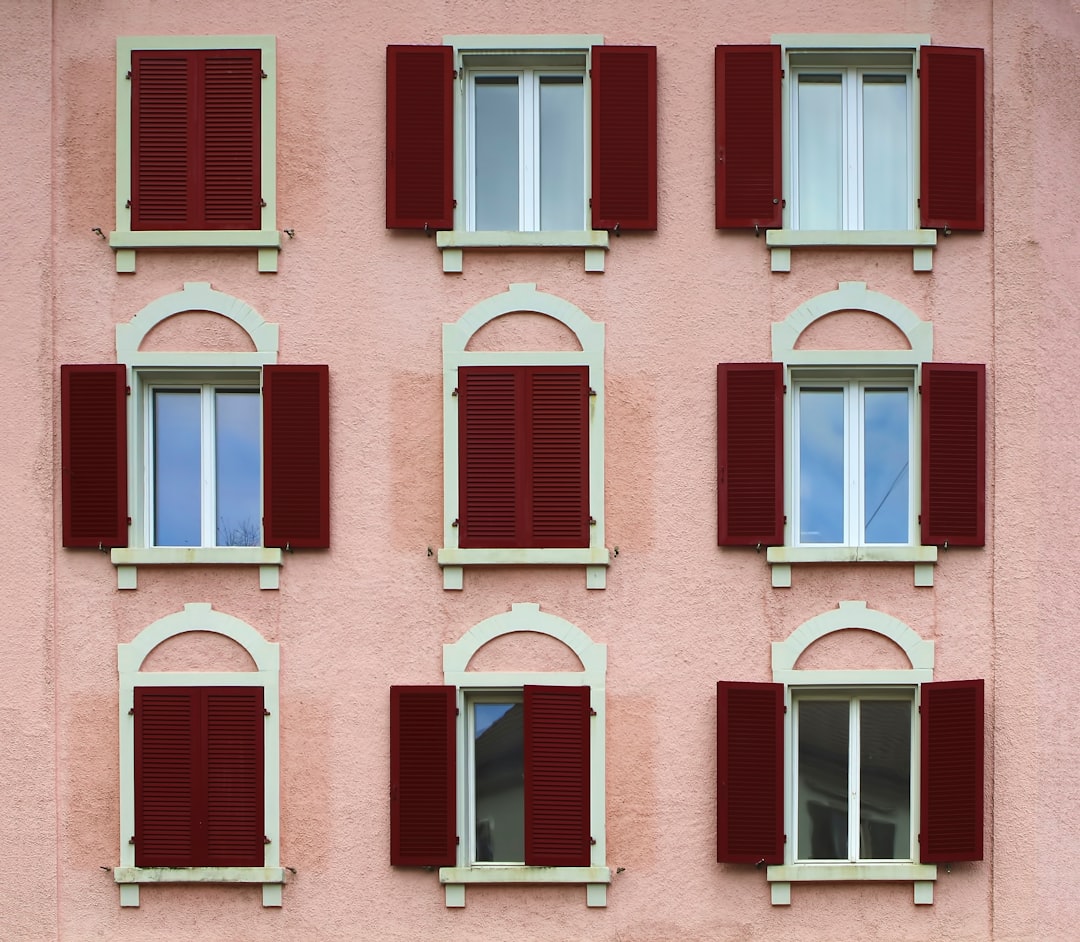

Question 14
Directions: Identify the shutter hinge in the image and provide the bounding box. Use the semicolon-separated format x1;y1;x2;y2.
590;837;596;845
453;198;458;209
264;708;271;716
452;387;459;396
261;70;268;79
456;835;460;845
260;198;267;208
782;384;788;395
125;200;131;209
917;68;921;78
589;707;597;717
127;516;132;525
125;71;131;80
783;704;788;714
589;516;597;526
129;835;135;844
452;518;459;527
783;515;788;524
588;387;597;396
456;707;460;716
781;68;785;79
264;835;272;844
126;386;131;396
128;707;134;715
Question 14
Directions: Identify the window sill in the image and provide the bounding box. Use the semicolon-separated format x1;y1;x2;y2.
437;546;610;590
114;866;288;907
109;229;282;273
439;865;611;908
111;547;283;590
765;228;937;272
435;229;609;272
766;545;938;588
766;862;937;906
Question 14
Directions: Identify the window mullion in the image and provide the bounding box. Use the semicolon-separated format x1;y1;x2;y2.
845;381;859;546
845;68;860;230
201;386;216;547
521;70;537;231
849;698;860;862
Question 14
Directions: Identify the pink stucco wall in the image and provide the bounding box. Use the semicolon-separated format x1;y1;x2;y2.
2;0;1078;938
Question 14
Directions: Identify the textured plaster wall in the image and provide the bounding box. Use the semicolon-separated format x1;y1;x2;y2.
1;0;1077;938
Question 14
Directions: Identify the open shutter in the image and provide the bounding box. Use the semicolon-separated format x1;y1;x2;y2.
717;681;784;865
61;364;127;548
920;46;984;231
920;679;984;863
263;364;330;549
386;45;454;230
717;363;784;546
390;686;457;866
524;685;591;867
921;363;985;546
591;45;657;231
715;45;782;229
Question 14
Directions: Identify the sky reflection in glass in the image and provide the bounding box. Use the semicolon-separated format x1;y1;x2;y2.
539;76;584;230
474;77;520;231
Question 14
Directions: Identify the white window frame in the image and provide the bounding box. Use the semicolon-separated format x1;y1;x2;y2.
438;283;608;590
114;603;285;907
110;35;280;273
440;603;609;907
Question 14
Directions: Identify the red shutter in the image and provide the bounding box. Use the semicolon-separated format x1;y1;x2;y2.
717;681;784;865
921;363;985;546
61;364;128;548
386;45;454;230
524;685;591;867
263;364;330;549
390;686;457;866
920;46;984;231
717;363;784;546
920;679;984;863
715;45;782;229
591;45;657;231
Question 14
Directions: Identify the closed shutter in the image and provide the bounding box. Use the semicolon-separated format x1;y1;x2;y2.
715;45;782;229
591;45;657;231
263;364;330;549
920;363;985;546
717;363;784;546
524;685;591;867
920;679;984;862
390;686;457;866
61;364;128;548
920;46;985;231
386;45;454;230
717;681;784;865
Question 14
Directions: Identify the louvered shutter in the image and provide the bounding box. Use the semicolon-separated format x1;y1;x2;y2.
920;46;985;231
920;679;984;863
390;686;457;867
524;685;591;867
61;364;128;548
717;363;784;546
717;681;784;865
263;364;330;549
591;45;657;231
715;45;782;229
386;45;454;230
920;363;985;546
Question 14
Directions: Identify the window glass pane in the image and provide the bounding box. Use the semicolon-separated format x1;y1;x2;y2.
474;77;520;231
798;387;845;543
473;701;525;863
859;700;911;860
862;75;909;229
863;388;910;543
153;390;201;546
797;75;843;229
798;700;849;860
539;76;584;230
215;390;261;546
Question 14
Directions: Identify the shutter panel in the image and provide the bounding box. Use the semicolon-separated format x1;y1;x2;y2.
717;681;784;865
386;45;454;230
201;51;261;230
524;685;591;867
263;364;330;549
590;45;657;231
717;363;784;546
921;363;985;546
715;45;782;229
920;46;985;231
61;364;128;548
390;686;457;866
920;679;984;863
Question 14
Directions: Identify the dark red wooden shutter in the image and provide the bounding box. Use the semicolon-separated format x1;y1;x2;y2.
591;45;657;231
715;45;782;229
920;363;985;546
524;685;591;867
920;46;984;231
920;679;984;863
263;364;330;549
390;686;457;866
386;45;454;230
61;364;128;548
717;363;784;546
717;681;784;865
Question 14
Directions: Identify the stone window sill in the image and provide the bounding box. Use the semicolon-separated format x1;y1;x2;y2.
766;545;938;587
436;229;609;272
111;547;283;590
114;866;288;907
765;228;938;272
767;862;937;905
109;229;282;273
439;865;611;908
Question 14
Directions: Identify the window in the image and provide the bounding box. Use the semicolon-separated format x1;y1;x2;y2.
390;604;609;907
715;38;984;272
386;38;656;272
110;36;280;273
